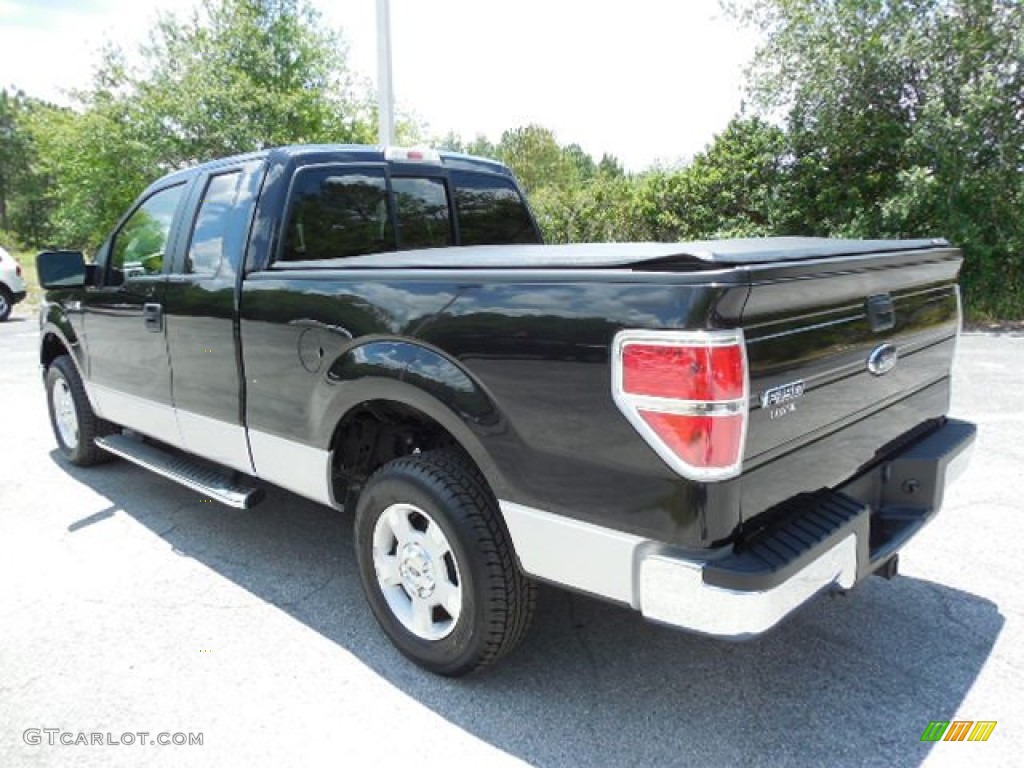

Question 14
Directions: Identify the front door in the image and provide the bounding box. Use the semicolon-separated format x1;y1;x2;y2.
163;164;263;473
81;182;189;445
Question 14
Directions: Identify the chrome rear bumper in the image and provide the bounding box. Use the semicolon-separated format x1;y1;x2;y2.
639;535;858;638
501;417;976;639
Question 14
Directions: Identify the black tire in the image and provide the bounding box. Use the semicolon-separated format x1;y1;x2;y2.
45;355;117;466
354;451;535;676
0;285;12;321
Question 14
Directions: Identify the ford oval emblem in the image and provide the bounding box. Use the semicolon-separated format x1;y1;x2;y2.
867;343;898;376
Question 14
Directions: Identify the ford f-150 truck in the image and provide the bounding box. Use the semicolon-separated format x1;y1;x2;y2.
36;144;975;676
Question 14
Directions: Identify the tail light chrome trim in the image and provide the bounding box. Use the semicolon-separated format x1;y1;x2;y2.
611;329;749;481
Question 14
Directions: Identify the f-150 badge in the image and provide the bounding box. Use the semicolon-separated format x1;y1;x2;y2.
762;380;805;420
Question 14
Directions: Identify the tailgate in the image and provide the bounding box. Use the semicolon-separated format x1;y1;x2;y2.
739;245;962;520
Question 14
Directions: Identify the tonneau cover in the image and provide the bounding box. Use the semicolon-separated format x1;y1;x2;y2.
273;237;949;271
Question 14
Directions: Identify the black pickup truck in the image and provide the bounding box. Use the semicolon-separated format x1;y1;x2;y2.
36;144;975;676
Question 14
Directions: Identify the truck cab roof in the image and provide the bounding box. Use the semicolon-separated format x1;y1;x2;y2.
147;144;514;195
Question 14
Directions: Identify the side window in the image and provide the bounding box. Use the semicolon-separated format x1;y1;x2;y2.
393;176;452;250
186;171;244;278
110;184;185;282
451;172;540;246
282;166;393;261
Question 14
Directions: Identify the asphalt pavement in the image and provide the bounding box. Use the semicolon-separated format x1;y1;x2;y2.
0;309;1021;768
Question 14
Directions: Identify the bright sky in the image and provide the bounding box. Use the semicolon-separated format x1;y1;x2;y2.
0;0;759;171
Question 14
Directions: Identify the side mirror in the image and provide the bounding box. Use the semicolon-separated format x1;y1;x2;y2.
37;250;86;289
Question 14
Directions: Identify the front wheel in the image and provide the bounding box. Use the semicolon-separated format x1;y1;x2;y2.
354;451;535;676
45;355;116;466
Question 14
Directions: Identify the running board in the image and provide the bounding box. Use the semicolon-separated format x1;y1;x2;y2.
95;434;264;509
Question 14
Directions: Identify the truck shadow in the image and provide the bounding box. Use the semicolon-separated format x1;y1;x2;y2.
55;453;1003;768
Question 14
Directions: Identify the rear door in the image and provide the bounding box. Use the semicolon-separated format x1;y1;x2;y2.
82;181;189;443
163;161;264;474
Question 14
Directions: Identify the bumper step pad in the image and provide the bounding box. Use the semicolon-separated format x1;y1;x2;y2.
704;490;870;591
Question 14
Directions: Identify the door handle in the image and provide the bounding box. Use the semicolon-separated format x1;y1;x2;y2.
143;302;163;332
866;293;895;332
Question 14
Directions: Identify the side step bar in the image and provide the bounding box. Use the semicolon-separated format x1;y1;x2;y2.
95;434;264;509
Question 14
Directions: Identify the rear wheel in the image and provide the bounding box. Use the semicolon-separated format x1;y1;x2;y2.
0;286;12;321
45;355;117;466
354;451;535;676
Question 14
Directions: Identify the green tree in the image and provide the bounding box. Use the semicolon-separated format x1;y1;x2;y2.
0;90;66;247
16;0;374;249
730;0;1024;317
432;132;498;160
532;174;644;244
650;116;789;239
464;135;499;159
597;153;625;178
497;125;574;195
136;0;374;166
0;89;27;232
561;143;597;182
26;76;161;249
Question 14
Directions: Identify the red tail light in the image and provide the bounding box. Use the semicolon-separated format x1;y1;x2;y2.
16;264;22;278
612;330;749;480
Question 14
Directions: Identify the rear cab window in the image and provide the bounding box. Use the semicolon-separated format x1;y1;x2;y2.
450;171;540;245
282;166;393;261
392;176;452;249
277;159;540;264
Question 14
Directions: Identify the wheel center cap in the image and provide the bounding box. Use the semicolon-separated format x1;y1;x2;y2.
398;542;435;599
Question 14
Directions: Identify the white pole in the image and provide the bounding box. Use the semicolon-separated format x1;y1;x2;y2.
376;0;395;145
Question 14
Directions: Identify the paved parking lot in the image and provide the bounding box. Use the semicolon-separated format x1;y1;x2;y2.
1;312;1021;767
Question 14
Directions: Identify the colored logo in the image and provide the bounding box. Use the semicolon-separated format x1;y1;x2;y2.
921;720;997;742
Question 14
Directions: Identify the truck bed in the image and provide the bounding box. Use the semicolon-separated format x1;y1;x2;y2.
272;237;950;271
244;237;965;553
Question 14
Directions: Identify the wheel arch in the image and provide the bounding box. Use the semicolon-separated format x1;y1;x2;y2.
40;306;101;414
40;305;83;372
40;329;71;369
319;339;510;504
